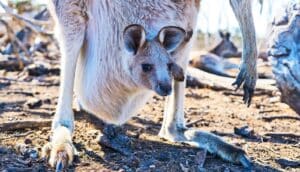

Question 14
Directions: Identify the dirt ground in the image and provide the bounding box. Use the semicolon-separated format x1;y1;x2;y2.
0;54;299;172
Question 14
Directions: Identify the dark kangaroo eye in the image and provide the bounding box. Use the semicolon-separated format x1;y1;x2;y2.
141;64;153;72
167;63;173;71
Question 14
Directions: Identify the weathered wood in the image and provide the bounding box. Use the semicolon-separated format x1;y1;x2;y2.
264;132;300;138
261;116;300;122
0;119;51;131
268;3;300;115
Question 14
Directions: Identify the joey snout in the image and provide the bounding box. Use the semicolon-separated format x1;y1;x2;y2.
155;81;172;96
155;63;184;96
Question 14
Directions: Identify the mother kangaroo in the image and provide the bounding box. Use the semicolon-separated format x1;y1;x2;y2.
44;0;257;170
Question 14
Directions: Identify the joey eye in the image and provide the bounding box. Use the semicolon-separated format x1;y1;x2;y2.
141;64;153;72
167;63;173;71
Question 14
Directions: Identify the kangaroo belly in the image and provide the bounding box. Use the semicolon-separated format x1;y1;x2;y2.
73;0;198;124
75;53;153;125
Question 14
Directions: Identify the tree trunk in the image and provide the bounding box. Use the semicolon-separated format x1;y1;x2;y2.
268;3;300;115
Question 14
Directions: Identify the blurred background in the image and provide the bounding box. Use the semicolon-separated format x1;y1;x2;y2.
196;0;298;51
1;0;298;47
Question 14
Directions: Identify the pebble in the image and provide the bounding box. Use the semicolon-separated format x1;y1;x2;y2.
24;138;33;145
25;98;42;109
149;164;156;168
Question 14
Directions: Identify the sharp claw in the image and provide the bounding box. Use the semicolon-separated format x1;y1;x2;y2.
243;88;249;104
232;65;256;106
243;84;254;107
232;72;245;91
55;159;64;172
232;80;242;91
55;151;68;172
239;154;253;169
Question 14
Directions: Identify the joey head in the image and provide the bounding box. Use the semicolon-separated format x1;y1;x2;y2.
123;24;185;96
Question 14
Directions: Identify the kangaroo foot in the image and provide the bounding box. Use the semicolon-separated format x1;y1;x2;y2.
42;126;77;172
159;126;253;169
98;124;132;156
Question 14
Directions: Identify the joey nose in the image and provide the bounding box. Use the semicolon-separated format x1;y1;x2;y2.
156;82;172;96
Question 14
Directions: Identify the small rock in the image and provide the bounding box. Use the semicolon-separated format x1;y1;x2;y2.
149;165;155;168
24;138;32;145
234;126;257;139
26;63;50;76
43;98;52;104
25;98;42;109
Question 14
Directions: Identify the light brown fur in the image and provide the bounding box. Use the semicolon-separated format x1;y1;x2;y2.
45;0;257;170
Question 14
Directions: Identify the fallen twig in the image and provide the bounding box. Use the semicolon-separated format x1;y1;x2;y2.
211;130;239;138
2;131;34;140
261;116;300;122
0;77;59;87
0;119;51;131
0;19;31;58
264;132;300;138
186;119;202;127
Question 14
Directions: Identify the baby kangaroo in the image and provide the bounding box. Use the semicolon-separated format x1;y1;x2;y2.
44;0;257;171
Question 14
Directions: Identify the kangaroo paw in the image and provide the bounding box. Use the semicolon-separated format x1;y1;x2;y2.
42;126;76;172
184;129;253;169
232;63;257;106
98;124;132;156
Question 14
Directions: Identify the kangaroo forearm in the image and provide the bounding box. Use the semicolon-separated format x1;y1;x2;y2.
230;0;257;66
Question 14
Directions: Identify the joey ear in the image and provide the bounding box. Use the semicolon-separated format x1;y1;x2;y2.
219;31;224;38
170;63;185;82
123;24;146;54
158;26;186;53
225;32;231;40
